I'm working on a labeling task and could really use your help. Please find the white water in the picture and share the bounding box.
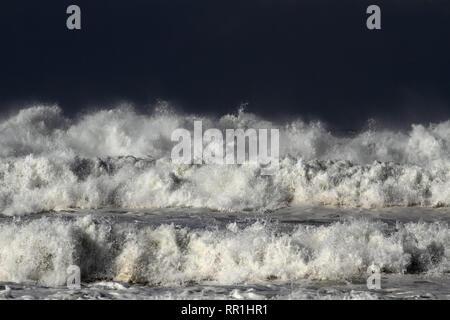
[0,211,449,287]
[1,104,450,300]
[0,104,450,215]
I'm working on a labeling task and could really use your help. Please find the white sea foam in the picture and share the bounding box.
[0,216,448,286]
[1,104,450,215]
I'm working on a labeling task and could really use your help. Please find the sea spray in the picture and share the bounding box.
[0,105,450,215]
[0,216,448,286]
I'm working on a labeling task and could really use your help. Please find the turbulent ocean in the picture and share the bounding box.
[1,104,450,300]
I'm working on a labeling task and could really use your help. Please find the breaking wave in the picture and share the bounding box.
[0,217,448,286]
[1,104,450,215]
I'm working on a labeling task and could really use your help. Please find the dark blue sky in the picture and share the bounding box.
[1,0,450,130]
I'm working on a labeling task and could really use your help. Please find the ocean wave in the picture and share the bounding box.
[0,217,448,286]
[0,105,450,215]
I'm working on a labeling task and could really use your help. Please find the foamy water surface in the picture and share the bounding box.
[1,105,450,299]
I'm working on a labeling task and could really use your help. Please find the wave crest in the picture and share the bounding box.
[0,217,448,286]
[1,105,450,215]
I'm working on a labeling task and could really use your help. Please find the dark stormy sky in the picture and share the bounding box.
[0,0,449,130]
